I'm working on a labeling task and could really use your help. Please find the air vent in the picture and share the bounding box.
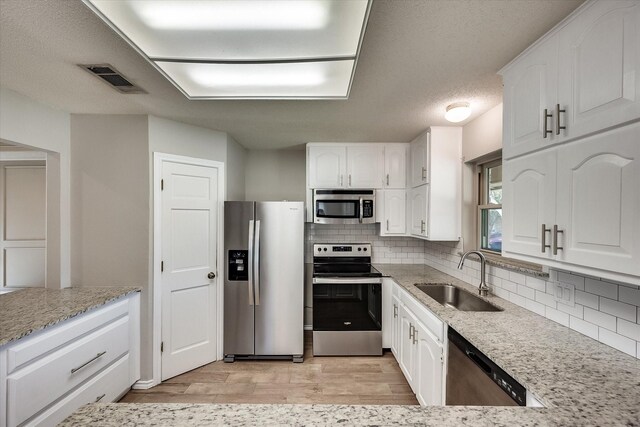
[78,63,146,94]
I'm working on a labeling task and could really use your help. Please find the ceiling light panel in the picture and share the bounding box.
[155,60,354,98]
[85,0,369,61]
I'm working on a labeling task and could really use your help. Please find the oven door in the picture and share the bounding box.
[312,279,382,332]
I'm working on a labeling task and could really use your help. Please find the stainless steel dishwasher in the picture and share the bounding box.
[446,327,526,406]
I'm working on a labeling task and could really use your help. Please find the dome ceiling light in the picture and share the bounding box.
[445,102,472,123]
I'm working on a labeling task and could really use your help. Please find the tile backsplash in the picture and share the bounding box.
[305,225,640,359]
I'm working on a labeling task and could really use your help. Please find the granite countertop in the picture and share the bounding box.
[0,286,141,346]
[61,265,639,426]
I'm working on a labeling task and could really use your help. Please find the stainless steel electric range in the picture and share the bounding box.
[312,243,383,356]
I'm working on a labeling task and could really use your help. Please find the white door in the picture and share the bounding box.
[410,186,427,237]
[410,133,429,187]
[383,190,406,235]
[502,35,559,159]
[555,122,640,277]
[161,160,220,380]
[557,0,640,142]
[415,320,444,406]
[502,151,557,260]
[307,146,346,188]
[0,163,46,288]
[346,145,384,188]
[384,144,407,188]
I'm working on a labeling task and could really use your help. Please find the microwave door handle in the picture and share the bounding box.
[359,197,363,224]
[247,220,255,306]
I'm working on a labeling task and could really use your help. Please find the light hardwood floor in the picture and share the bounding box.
[121,333,418,405]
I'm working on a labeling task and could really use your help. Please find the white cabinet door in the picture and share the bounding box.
[346,145,384,188]
[502,35,559,159]
[382,190,406,235]
[410,132,429,187]
[410,186,427,237]
[384,144,407,188]
[558,1,640,142]
[382,279,393,349]
[308,146,346,188]
[398,304,417,391]
[390,292,401,359]
[555,122,640,277]
[503,150,557,260]
[415,320,444,407]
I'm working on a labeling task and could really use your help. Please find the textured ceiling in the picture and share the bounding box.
[0,0,583,149]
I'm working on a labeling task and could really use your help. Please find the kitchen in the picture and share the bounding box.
[0,0,639,425]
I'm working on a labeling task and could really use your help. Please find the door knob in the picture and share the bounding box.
[208,272,216,279]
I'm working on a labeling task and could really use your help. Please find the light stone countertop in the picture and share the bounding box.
[0,286,141,346]
[60,265,639,426]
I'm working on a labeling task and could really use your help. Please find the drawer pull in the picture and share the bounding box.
[95,393,106,402]
[71,351,106,374]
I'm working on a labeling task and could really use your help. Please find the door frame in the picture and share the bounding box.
[148,152,225,388]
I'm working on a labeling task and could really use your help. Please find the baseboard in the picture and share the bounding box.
[132,379,159,390]
[304,325,313,331]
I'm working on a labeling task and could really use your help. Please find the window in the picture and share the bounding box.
[478,159,502,253]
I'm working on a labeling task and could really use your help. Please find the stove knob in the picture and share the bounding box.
[358,247,362,251]
[363,247,368,251]
[323,248,327,251]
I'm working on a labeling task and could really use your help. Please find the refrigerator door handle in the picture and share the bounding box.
[254,220,261,306]
[247,220,255,306]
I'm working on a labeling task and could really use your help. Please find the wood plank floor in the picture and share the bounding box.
[120,333,418,405]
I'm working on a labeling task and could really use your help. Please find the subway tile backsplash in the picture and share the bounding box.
[305,226,640,359]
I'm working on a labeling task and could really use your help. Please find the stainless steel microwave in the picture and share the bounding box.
[313,190,375,224]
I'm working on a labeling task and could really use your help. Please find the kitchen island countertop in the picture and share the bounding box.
[60,265,639,426]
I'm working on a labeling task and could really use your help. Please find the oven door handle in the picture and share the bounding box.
[313,277,382,284]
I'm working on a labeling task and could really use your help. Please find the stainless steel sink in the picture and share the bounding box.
[415,283,503,312]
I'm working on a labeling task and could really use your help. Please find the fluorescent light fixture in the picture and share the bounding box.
[155,61,353,98]
[130,1,328,31]
[83,0,371,99]
[445,102,472,123]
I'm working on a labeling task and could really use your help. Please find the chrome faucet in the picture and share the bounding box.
[458,251,490,296]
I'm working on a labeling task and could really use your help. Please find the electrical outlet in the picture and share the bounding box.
[554,282,575,307]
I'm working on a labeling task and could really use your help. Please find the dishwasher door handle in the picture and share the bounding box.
[466,349,492,374]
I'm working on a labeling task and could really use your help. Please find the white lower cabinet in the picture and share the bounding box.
[0,293,140,427]
[388,281,445,406]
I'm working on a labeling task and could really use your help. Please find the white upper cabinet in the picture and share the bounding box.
[381,189,406,235]
[555,123,640,279]
[501,0,640,160]
[384,144,408,188]
[346,145,384,188]
[502,35,559,159]
[307,146,346,188]
[557,0,640,142]
[410,132,429,187]
[503,150,557,260]
[409,185,427,238]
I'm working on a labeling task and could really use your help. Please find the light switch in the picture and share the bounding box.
[553,282,575,307]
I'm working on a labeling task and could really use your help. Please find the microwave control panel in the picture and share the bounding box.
[363,200,374,218]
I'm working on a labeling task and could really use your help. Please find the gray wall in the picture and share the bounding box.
[244,149,306,201]
[226,135,247,201]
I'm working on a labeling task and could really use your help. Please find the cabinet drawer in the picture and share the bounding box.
[401,290,444,343]
[27,354,131,427]
[6,298,129,374]
[7,316,130,426]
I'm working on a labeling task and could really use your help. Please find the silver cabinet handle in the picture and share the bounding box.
[340,175,343,186]
[349,174,352,187]
[413,329,418,345]
[393,304,398,318]
[421,167,427,181]
[386,219,389,231]
[409,324,414,340]
[95,394,106,403]
[555,104,566,135]
[420,220,425,234]
[543,109,553,138]
[386,174,390,186]
[71,351,106,374]
[553,225,564,255]
[254,220,261,306]
[541,224,551,253]
[208,272,216,279]
[248,220,255,306]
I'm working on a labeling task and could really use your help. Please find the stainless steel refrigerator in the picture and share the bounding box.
[224,201,304,362]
